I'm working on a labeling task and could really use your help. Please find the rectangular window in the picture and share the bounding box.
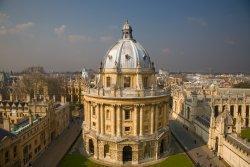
[125,127,130,132]
[106,110,110,119]
[214,105,219,117]
[159,107,162,116]
[124,76,131,88]
[106,77,111,87]
[5,151,9,163]
[92,108,96,116]
[238,105,242,115]
[92,122,96,127]
[143,77,148,88]
[106,125,111,132]
[230,105,234,117]
[125,110,131,120]
[13,146,17,158]
[246,105,249,118]
[144,125,149,133]
[158,122,162,128]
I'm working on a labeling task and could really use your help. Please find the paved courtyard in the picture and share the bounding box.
[33,119,82,167]
[170,120,229,167]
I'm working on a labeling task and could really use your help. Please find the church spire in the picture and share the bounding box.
[122,20,133,39]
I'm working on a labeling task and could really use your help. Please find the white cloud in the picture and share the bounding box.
[0,12,9,24]
[54,25,66,37]
[0,22,34,35]
[225,39,237,45]
[108,25,118,30]
[99,36,114,43]
[187,17,207,27]
[68,35,94,43]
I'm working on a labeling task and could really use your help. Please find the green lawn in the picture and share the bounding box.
[241,128,250,142]
[151,154,193,167]
[59,154,104,167]
[60,153,193,167]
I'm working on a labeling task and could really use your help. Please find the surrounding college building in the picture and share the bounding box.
[172,86,250,167]
[0,95,70,167]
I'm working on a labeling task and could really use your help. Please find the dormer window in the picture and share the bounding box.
[143,77,148,88]
[106,77,111,87]
[124,76,131,88]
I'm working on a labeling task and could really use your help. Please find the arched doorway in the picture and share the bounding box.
[160,139,166,154]
[123,146,132,162]
[89,139,94,155]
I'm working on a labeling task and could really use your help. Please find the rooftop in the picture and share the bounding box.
[0,128,15,141]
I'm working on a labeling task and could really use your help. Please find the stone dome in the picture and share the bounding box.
[102,20,153,69]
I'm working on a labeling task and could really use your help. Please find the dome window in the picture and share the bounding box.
[125,54,131,60]
[108,55,112,59]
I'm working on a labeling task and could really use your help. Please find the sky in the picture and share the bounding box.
[0,0,249,73]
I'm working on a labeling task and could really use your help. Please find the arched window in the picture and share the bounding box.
[160,139,166,155]
[89,139,94,155]
[214,105,219,117]
[104,144,110,158]
[144,142,151,159]
[123,146,132,162]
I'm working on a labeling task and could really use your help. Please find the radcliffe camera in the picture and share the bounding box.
[0,1,249,167]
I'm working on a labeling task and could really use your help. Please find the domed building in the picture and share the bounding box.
[82,20,170,165]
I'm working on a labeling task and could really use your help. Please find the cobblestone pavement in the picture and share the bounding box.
[170,120,229,167]
[33,119,82,167]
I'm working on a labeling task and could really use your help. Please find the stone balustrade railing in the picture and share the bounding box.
[83,87,169,98]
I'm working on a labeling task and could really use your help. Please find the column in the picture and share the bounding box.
[242,104,246,128]
[97,104,100,133]
[85,101,89,129]
[89,103,92,129]
[70,94,73,102]
[150,104,155,134]
[139,105,144,136]
[155,142,159,159]
[163,102,167,127]
[155,104,159,133]
[112,105,116,136]
[134,105,139,135]
[100,103,104,135]
[117,105,121,137]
